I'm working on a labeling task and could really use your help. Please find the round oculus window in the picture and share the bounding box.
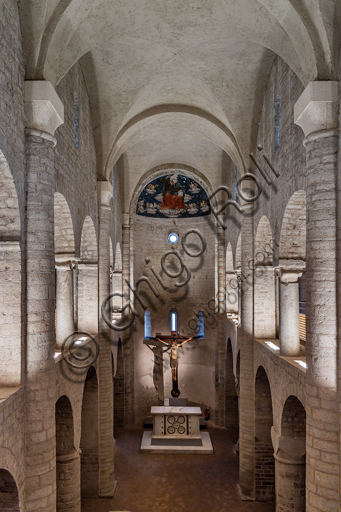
[168,233,179,244]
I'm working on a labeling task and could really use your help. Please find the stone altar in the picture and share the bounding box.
[140,403,213,454]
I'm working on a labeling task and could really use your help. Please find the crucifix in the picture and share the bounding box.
[145,331,203,397]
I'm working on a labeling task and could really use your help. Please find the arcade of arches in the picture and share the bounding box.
[0,0,340,510]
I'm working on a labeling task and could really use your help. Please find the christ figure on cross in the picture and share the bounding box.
[156,334,193,382]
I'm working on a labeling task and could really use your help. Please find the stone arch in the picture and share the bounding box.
[255,366,275,502]
[255,215,273,265]
[54,192,75,256]
[254,216,276,338]
[0,150,21,385]
[0,469,19,512]
[281,395,306,437]
[275,396,306,511]
[78,216,98,334]
[225,338,238,428]
[279,190,306,261]
[80,366,99,497]
[54,193,76,348]
[129,163,214,219]
[279,191,306,348]
[55,395,80,512]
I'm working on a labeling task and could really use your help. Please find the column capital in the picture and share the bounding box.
[55,253,76,266]
[122,213,130,227]
[24,81,64,143]
[271,427,305,463]
[294,81,338,138]
[278,269,302,284]
[97,180,113,207]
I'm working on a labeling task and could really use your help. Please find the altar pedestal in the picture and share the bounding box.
[140,405,213,454]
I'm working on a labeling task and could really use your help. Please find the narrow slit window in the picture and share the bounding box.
[144,310,152,339]
[171,311,177,332]
[74,91,79,149]
[274,94,280,150]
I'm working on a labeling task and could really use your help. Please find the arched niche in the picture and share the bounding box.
[255,366,275,502]
[55,395,80,512]
[276,396,306,511]
[0,150,21,386]
[225,338,238,428]
[0,469,19,512]
[81,367,99,497]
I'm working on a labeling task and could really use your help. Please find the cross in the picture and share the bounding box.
[145,331,203,397]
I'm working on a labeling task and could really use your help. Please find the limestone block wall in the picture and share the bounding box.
[55,62,98,259]
[132,213,216,420]
[0,0,25,222]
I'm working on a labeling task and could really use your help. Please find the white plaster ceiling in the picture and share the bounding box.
[19,0,340,190]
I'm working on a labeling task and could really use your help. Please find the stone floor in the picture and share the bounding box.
[82,421,275,512]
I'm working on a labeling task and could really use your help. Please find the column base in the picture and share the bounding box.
[99,479,117,498]
[237,484,255,501]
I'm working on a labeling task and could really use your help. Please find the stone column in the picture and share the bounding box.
[122,217,134,425]
[294,81,339,512]
[97,181,116,496]
[56,450,81,512]
[238,179,255,500]
[55,260,75,349]
[279,269,302,356]
[271,428,306,512]
[24,80,64,512]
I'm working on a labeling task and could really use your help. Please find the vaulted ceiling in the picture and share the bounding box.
[19,0,340,186]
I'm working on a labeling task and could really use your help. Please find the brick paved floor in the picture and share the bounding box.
[82,421,275,512]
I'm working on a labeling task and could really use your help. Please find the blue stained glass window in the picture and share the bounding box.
[144,310,152,338]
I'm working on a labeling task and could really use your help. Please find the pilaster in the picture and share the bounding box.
[24,80,64,512]
[295,80,339,512]
[238,178,255,500]
[97,180,116,497]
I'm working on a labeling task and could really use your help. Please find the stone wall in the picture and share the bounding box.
[132,212,217,420]
[55,62,98,258]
